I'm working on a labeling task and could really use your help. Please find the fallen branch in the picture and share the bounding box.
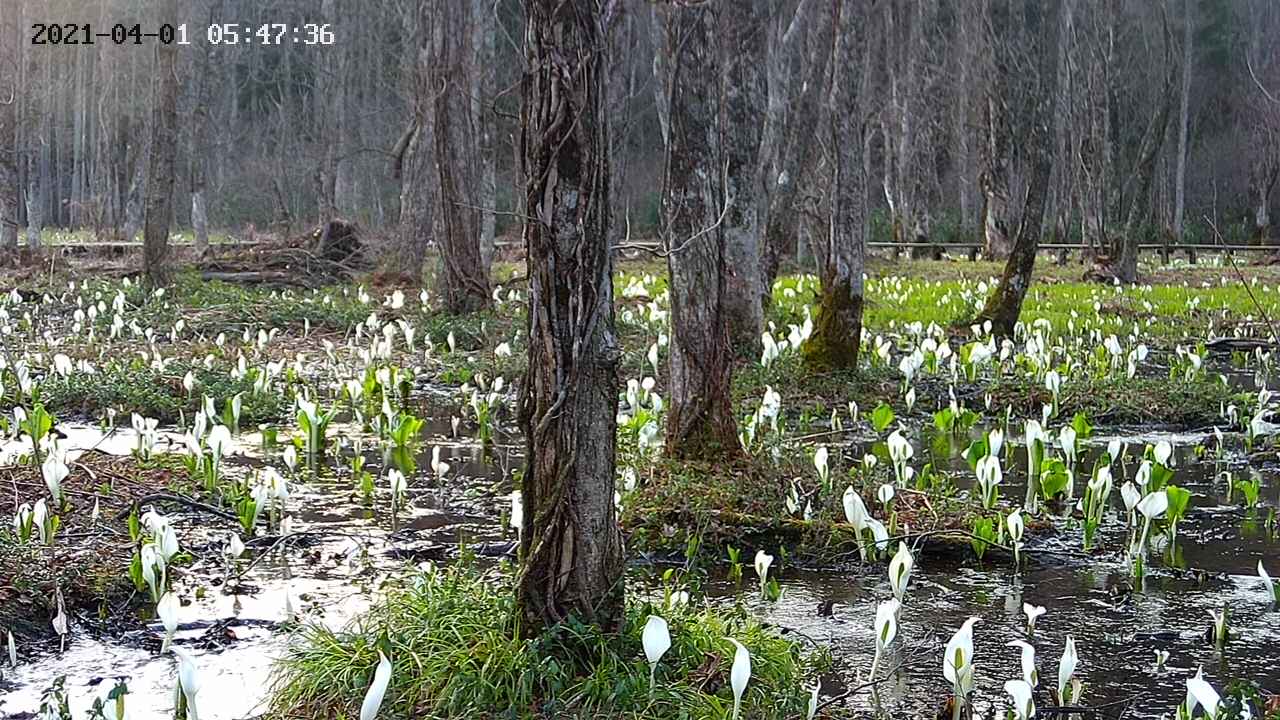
[116,493,240,523]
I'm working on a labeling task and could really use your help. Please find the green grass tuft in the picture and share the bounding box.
[268,565,825,720]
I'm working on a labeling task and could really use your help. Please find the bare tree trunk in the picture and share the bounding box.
[661,1,739,460]
[976,0,1062,336]
[1172,0,1193,241]
[719,0,766,356]
[0,2,17,249]
[1116,40,1175,283]
[472,0,497,267]
[25,156,41,249]
[761,0,827,306]
[980,0,1012,261]
[190,18,214,255]
[0,141,14,251]
[396,2,434,281]
[804,0,864,370]
[517,0,624,640]
[431,0,492,313]
[143,0,180,286]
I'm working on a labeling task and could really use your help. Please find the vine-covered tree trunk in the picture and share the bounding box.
[976,0,1062,336]
[803,0,863,370]
[661,1,739,459]
[143,0,179,287]
[516,0,625,640]
[719,0,766,357]
[432,0,491,312]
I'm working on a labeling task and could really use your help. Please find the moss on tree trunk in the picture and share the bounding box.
[803,279,862,370]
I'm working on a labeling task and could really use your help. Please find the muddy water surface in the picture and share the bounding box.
[2,411,1277,719]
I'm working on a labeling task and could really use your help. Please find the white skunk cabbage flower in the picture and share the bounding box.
[642,615,671,689]
[359,650,392,720]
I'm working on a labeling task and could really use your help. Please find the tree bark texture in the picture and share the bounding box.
[0,2,17,249]
[660,1,740,460]
[719,0,767,357]
[979,0,1013,261]
[143,0,179,286]
[1172,0,1193,241]
[760,0,828,306]
[397,3,435,280]
[517,0,625,640]
[1115,17,1175,283]
[803,0,864,370]
[432,0,492,312]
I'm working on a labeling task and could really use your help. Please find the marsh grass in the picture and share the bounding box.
[37,360,283,424]
[269,565,824,720]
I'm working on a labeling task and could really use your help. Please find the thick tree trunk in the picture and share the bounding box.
[803,0,864,370]
[517,0,624,640]
[397,4,434,280]
[143,1,180,287]
[976,0,1061,336]
[661,2,740,460]
[432,0,491,312]
[719,0,767,357]
[397,117,433,278]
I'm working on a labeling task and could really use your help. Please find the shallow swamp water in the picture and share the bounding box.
[2,408,1277,719]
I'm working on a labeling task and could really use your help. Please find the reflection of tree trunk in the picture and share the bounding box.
[431,0,491,313]
[976,0,1061,336]
[517,0,624,641]
[661,2,739,460]
[143,0,180,287]
[720,0,766,357]
[804,0,864,370]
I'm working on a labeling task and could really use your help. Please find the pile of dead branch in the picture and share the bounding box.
[198,219,370,288]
